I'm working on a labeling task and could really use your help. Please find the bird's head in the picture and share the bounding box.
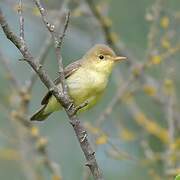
[83,44,127,74]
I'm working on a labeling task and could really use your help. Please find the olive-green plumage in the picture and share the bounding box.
[30,44,126,121]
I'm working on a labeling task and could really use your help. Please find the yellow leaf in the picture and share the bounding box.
[32,7,40,16]
[134,112,169,143]
[160,16,169,29]
[161,37,171,49]
[122,91,134,104]
[0,148,19,160]
[72,8,82,17]
[120,128,135,141]
[103,17,112,27]
[163,79,174,95]
[31,126,39,137]
[143,85,157,96]
[52,175,62,180]
[83,122,100,135]
[150,55,162,65]
[170,138,180,151]
[110,32,119,43]
[95,134,108,145]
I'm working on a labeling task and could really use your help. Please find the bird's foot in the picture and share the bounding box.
[74,100,89,114]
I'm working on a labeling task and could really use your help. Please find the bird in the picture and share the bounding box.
[30,44,127,121]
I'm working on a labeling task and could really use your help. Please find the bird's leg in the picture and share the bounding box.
[74,100,89,114]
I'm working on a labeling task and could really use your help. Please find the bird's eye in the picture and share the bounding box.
[99,55,104,60]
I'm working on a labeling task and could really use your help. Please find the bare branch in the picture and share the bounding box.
[55,11,70,95]
[146,0,163,56]
[33,0,68,94]
[58,11,70,49]
[18,0,24,41]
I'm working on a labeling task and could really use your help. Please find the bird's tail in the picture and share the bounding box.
[30,105,51,121]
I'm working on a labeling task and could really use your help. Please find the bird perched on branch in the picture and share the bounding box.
[30,44,127,121]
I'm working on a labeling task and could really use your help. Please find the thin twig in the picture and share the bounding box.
[58,11,70,49]
[146,0,163,57]
[55,11,70,95]
[18,0,24,41]
[164,78,176,171]
[166,93,175,142]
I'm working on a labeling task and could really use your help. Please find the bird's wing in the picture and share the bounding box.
[54,59,82,84]
[41,59,82,105]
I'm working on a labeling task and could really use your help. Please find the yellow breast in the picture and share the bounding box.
[67,66,108,109]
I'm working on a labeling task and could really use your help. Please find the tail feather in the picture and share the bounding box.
[30,105,51,121]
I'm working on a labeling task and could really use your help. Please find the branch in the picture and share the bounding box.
[33,0,68,94]
[18,0,24,41]
[26,7,67,92]
[0,7,103,180]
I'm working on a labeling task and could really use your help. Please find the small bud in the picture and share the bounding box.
[161,37,171,49]
[36,137,48,150]
[164,79,174,95]
[150,55,162,65]
[104,17,112,27]
[31,126,39,137]
[145,13,154,21]
[95,134,108,145]
[160,16,170,29]
[143,85,156,96]
[10,110,19,119]
[52,175,62,180]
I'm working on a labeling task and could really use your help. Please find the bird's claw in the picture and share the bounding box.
[74,100,89,114]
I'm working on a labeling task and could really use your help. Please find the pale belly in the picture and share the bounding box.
[45,68,108,113]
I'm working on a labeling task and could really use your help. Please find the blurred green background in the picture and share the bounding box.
[0,0,179,179]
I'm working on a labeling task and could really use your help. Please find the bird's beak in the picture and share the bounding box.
[113,56,127,62]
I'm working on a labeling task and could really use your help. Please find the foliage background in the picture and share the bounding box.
[0,0,179,179]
